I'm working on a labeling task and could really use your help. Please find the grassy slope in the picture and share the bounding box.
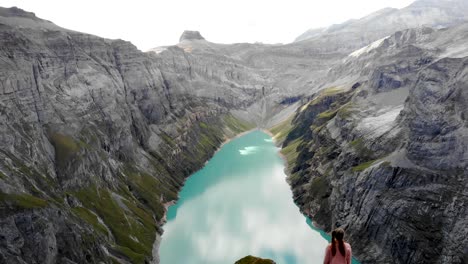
[69,113,255,263]
[235,255,276,264]
[0,113,255,264]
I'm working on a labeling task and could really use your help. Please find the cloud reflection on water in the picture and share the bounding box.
[238,146,259,155]
[160,131,329,264]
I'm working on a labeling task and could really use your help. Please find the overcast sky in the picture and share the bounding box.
[3,0,416,51]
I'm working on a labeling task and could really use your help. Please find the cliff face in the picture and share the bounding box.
[1,4,468,264]
[277,25,468,264]
[295,0,468,44]
[0,8,259,264]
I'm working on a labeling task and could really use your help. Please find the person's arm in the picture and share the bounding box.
[323,245,331,264]
[346,244,352,264]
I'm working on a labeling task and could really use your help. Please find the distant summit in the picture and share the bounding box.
[179,30,205,42]
[0,6,38,19]
[294,0,468,42]
[0,6,62,30]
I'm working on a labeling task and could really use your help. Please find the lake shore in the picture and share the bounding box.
[154,128,256,263]
[158,130,331,264]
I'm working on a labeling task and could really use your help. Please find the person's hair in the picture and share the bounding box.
[331,228,346,257]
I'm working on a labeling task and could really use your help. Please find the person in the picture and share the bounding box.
[323,228,352,264]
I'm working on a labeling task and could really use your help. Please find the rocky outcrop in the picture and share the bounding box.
[1,3,468,264]
[277,25,468,264]
[0,7,258,264]
[295,0,468,43]
[234,255,276,264]
[179,30,205,42]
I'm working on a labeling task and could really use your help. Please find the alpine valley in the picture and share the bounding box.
[0,0,467,263]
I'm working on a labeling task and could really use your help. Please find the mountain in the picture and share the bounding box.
[295,0,468,45]
[276,23,468,264]
[0,7,261,264]
[0,3,467,264]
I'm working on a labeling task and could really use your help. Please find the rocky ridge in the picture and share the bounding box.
[0,3,467,264]
[274,24,468,264]
[295,0,468,49]
[0,7,259,264]
[179,30,205,42]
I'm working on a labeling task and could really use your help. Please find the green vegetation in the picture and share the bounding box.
[74,187,156,264]
[269,116,293,143]
[0,192,48,209]
[123,165,177,220]
[312,124,326,133]
[78,127,99,145]
[308,176,329,198]
[72,207,109,235]
[123,200,155,228]
[280,138,303,170]
[160,133,176,147]
[0,170,6,179]
[337,102,356,119]
[310,87,345,106]
[109,257,122,264]
[350,138,362,147]
[199,122,209,129]
[381,161,392,167]
[321,86,345,96]
[223,114,255,134]
[350,138,374,158]
[352,159,379,172]
[113,245,146,264]
[349,138,382,172]
[317,109,338,121]
[49,133,80,168]
[198,133,218,150]
[235,255,276,264]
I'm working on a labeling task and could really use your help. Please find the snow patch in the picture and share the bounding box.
[349,36,388,58]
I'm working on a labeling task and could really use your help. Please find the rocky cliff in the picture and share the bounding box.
[276,24,468,264]
[0,7,260,264]
[0,3,467,264]
[295,0,468,43]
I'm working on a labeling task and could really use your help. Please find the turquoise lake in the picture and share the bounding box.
[159,130,359,264]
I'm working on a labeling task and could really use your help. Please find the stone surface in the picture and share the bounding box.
[279,24,468,264]
[0,7,260,264]
[0,3,467,264]
[179,30,205,42]
[295,0,468,43]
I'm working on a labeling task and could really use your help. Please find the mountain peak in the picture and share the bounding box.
[179,30,205,42]
[0,6,63,31]
[0,6,39,19]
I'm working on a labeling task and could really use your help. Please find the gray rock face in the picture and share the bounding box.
[179,30,205,42]
[295,0,468,48]
[0,7,262,264]
[281,25,468,264]
[1,4,468,264]
[0,208,108,264]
